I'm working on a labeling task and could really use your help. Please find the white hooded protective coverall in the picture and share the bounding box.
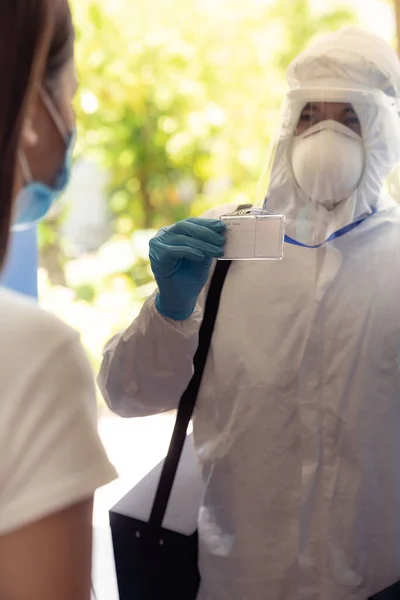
[99,28,400,600]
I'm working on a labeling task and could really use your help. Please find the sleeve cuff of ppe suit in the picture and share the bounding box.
[155,293,201,322]
[120,292,203,347]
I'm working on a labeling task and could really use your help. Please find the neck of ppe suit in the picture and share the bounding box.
[284,206,377,248]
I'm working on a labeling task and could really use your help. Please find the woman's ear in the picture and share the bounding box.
[21,87,41,150]
[21,116,39,149]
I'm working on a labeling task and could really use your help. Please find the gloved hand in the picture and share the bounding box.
[149,217,226,320]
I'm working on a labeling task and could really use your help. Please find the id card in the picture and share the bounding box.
[219,212,285,260]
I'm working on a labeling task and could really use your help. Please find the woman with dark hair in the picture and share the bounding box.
[0,2,116,599]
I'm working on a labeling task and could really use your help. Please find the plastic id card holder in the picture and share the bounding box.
[219,210,285,261]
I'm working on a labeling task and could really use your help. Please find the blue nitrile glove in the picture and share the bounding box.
[149,218,226,320]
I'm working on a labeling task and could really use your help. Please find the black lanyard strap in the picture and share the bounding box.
[149,259,232,528]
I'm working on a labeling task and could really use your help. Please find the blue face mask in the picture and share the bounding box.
[13,89,76,231]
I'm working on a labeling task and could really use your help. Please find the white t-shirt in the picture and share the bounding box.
[0,288,117,535]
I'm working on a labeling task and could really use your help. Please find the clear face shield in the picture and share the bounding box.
[253,85,400,247]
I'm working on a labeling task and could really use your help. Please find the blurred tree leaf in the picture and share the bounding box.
[269,0,356,70]
[66,0,356,238]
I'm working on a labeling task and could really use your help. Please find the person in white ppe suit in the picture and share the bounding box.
[99,27,400,600]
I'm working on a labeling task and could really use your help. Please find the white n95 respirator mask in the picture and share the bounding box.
[290,120,365,209]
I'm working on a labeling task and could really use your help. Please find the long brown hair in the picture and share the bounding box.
[0,0,74,267]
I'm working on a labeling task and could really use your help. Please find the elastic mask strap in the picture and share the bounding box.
[299,119,361,141]
[284,207,377,249]
[39,87,69,141]
[18,151,32,184]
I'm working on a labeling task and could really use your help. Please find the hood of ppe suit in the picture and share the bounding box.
[264,27,400,246]
[288,27,400,96]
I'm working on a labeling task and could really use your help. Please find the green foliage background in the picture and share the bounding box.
[71,0,355,230]
[39,0,364,396]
